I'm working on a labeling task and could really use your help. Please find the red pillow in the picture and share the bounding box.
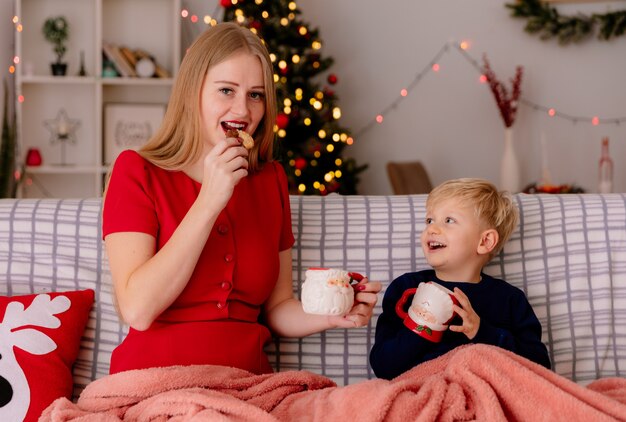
[0,290,94,422]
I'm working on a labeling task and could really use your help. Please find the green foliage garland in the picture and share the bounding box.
[507,0,626,45]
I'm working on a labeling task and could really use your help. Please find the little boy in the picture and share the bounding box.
[370,178,550,379]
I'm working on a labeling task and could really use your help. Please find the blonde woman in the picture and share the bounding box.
[103,22,381,374]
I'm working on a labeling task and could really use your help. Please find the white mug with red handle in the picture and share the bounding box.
[395,281,459,342]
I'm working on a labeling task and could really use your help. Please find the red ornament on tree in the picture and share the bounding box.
[249,20,261,31]
[327,74,338,85]
[220,0,233,8]
[276,113,289,129]
[279,66,289,76]
[295,157,307,170]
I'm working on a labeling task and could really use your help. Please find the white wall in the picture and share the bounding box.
[294,0,626,195]
[3,0,625,195]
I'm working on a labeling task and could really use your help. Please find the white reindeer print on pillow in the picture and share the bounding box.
[0,290,94,422]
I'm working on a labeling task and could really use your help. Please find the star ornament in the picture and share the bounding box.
[44,109,81,145]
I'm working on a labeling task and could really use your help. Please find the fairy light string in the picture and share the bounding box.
[353,41,624,138]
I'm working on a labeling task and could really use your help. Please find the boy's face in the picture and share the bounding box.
[421,197,487,280]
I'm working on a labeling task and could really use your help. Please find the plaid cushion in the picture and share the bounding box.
[1,194,625,394]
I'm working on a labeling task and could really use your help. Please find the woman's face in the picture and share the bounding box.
[199,52,266,149]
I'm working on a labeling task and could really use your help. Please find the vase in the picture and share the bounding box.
[598,137,613,193]
[500,127,520,193]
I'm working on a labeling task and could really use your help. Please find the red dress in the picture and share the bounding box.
[102,150,294,374]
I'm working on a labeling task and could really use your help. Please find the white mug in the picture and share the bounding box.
[395,282,459,342]
[301,268,363,316]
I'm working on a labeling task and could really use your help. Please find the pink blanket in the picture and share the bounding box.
[41,344,626,421]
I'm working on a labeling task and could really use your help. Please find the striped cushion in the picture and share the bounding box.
[1,194,625,397]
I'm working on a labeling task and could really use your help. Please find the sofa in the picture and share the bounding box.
[1,194,625,417]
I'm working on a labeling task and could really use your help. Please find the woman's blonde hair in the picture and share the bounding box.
[426,178,519,255]
[138,22,277,172]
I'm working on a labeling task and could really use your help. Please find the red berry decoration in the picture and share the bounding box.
[327,74,338,85]
[220,0,233,7]
[276,113,289,129]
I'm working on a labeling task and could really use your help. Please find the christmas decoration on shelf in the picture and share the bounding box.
[220,0,366,195]
[43,109,81,166]
[506,0,626,44]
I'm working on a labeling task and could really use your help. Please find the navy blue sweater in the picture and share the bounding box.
[370,270,551,379]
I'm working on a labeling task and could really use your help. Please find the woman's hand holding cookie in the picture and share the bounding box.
[200,137,249,212]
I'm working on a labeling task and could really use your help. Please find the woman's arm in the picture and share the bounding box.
[105,200,218,330]
[106,139,249,330]
[264,249,381,337]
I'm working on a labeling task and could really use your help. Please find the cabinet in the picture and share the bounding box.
[15,0,181,198]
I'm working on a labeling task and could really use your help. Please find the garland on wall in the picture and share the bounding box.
[352,41,626,139]
[506,0,626,44]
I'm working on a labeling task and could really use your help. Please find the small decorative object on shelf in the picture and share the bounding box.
[102,59,119,78]
[482,55,524,193]
[25,148,42,166]
[43,109,80,166]
[522,183,585,194]
[43,16,69,76]
[135,58,156,78]
[598,137,613,193]
[78,50,87,76]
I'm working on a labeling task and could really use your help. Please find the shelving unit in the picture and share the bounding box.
[15,0,181,198]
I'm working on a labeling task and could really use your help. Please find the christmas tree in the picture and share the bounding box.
[221,0,366,195]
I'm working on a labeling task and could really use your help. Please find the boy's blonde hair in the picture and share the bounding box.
[426,178,519,256]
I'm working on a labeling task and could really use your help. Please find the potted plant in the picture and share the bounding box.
[43,16,69,76]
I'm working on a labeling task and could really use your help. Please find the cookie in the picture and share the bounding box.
[225,129,255,150]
